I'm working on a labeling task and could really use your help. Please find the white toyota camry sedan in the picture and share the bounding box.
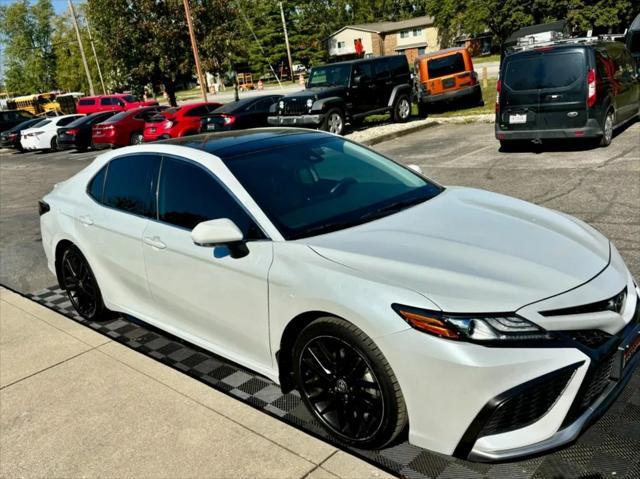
[20,114,84,151]
[39,129,640,461]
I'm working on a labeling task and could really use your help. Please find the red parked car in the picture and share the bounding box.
[76,94,158,115]
[92,106,166,148]
[142,101,221,142]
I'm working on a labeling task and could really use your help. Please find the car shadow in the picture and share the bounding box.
[498,116,638,154]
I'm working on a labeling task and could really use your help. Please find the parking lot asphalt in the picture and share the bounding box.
[0,120,638,294]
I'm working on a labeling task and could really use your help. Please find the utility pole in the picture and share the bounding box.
[182,0,207,102]
[86,24,106,94]
[279,2,294,83]
[68,0,94,96]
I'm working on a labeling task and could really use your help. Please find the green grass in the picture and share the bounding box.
[472,54,500,64]
[428,78,496,118]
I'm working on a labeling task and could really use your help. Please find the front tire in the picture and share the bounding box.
[599,110,614,147]
[60,245,111,321]
[50,136,58,151]
[391,94,411,123]
[321,109,345,135]
[292,317,407,449]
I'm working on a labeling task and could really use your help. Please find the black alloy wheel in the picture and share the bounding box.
[61,245,109,321]
[293,318,407,448]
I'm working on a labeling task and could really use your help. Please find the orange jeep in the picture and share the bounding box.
[414,47,483,115]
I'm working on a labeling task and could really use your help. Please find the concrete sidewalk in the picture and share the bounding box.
[0,287,392,479]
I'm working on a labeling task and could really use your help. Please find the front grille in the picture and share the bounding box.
[563,353,616,425]
[569,329,613,349]
[282,100,308,116]
[479,366,575,437]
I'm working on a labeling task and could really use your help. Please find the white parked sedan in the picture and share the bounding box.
[20,114,84,151]
[39,129,639,461]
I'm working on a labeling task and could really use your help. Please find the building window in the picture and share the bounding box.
[418,47,426,55]
[412,28,422,37]
[400,30,410,39]
[337,41,346,49]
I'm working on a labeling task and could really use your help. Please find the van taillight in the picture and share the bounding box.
[495,79,501,113]
[587,69,596,107]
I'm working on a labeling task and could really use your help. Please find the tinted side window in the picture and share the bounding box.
[373,59,390,79]
[352,62,374,81]
[388,56,409,76]
[103,155,160,217]
[57,116,80,126]
[158,157,262,238]
[79,99,95,105]
[88,166,107,202]
[100,97,112,105]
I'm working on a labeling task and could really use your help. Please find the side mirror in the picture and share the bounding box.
[408,164,423,174]
[191,218,248,258]
[352,75,362,85]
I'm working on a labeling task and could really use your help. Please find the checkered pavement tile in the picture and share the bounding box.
[24,286,640,479]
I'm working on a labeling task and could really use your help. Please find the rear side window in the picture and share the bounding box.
[103,155,160,217]
[57,116,80,126]
[373,59,390,79]
[388,56,409,76]
[78,99,95,105]
[157,157,261,237]
[100,97,113,105]
[88,166,107,202]
[504,51,584,90]
[427,53,466,79]
[185,105,207,117]
[104,111,130,123]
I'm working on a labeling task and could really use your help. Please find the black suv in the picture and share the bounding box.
[496,39,640,148]
[268,56,412,135]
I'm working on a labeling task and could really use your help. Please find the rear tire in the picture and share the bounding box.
[599,110,614,147]
[292,317,407,449]
[417,103,429,118]
[130,132,144,145]
[392,94,411,123]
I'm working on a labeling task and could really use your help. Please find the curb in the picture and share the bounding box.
[359,121,439,146]
[357,114,494,146]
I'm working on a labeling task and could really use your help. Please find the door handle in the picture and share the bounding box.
[78,215,93,226]
[143,236,166,250]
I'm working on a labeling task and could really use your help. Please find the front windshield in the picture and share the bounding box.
[308,64,351,87]
[223,137,443,239]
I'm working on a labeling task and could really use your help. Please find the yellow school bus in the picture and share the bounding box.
[13,93,59,115]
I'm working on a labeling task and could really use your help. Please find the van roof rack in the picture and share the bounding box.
[507,34,608,53]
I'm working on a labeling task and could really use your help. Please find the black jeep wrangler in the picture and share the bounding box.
[268,55,413,135]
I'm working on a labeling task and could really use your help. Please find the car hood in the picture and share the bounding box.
[283,86,347,102]
[304,187,610,313]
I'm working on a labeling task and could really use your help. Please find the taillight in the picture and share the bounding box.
[587,68,596,107]
[67,129,78,136]
[222,114,236,126]
[495,79,501,113]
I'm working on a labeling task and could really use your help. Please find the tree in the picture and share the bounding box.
[0,0,56,95]
[86,0,194,105]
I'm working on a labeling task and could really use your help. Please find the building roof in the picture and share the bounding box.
[330,16,435,37]
[394,41,428,51]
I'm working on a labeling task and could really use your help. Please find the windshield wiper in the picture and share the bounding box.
[359,197,428,222]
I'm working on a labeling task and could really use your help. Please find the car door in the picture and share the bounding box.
[350,62,377,114]
[613,47,639,121]
[74,154,160,315]
[142,155,274,370]
[373,58,393,108]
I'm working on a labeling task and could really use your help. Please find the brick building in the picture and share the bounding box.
[326,16,440,64]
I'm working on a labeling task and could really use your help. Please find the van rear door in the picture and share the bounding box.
[501,48,588,133]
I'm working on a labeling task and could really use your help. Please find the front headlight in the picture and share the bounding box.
[278,100,284,110]
[392,304,550,342]
[306,98,314,109]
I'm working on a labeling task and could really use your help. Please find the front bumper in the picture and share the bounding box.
[376,260,639,461]
[496,118,603,140]
[267,114,324,127]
